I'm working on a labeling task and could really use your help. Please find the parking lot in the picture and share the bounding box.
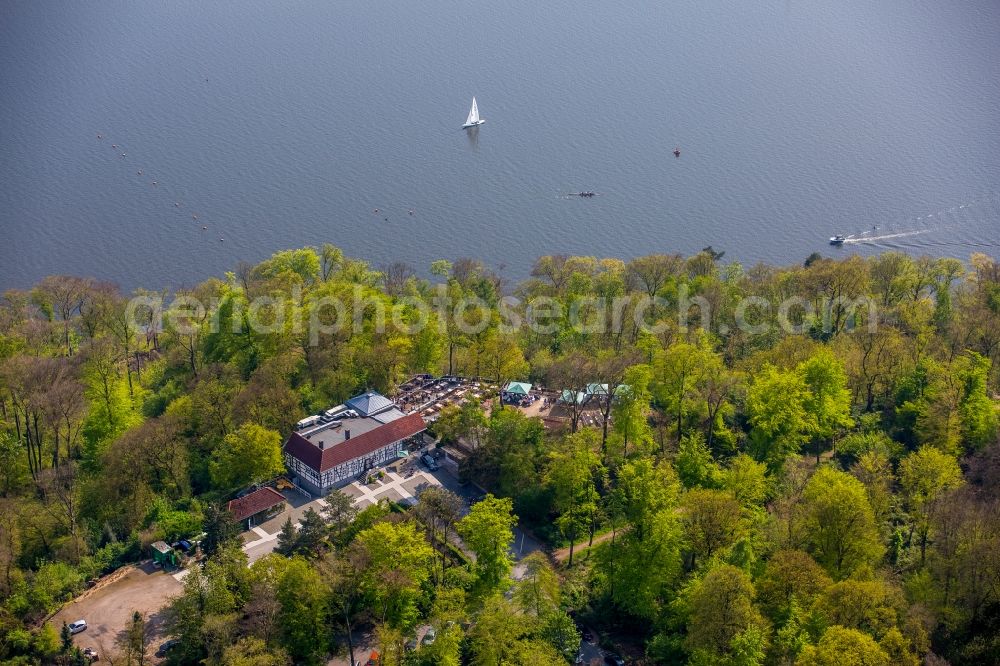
[50,562,182,661]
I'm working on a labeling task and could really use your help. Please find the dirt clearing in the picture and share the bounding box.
[50,562,183,659]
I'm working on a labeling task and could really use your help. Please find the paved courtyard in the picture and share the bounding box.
[240,462,451,562]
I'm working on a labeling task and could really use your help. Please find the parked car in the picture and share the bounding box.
[604,654,625,666]
[404,636,418,651]
[82,647,99,662]
[68,620,87,634]
[421,626,437,645]
[156,639,180,657]
[421,453,438,471]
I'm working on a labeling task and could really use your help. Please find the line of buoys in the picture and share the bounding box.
[96,132,219,237]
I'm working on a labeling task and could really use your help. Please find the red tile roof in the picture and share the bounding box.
[227,487,286,522]
[283,412,426,473]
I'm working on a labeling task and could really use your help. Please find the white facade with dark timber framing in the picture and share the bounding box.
[283,392,426,496]
[284,437,404,491]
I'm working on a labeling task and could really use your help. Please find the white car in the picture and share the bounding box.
[68,619,88,634]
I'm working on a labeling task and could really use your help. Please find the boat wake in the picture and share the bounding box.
[844,230,931,243]
[833,192,999,248]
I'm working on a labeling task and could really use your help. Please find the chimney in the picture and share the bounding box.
[317,440,324,450]
[344,430,351,440]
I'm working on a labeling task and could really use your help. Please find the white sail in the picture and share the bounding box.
[466,97,480,126]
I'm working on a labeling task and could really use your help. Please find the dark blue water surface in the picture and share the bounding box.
[2,0,998,290]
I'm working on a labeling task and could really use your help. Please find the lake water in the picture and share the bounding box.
[2,0,998,291]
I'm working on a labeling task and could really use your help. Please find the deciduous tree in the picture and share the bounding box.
[685,564,764,657]
[681,488,744,570]
[799,348,854,461]
[276,557,328,664]
[747,365,813,471]
[796,626,889,666]
[457,494,517,593]
[356,520,434,628]
[756,549,831,621]
[898,446,962,565]
[799,467,883,578]
[209,423,284,492]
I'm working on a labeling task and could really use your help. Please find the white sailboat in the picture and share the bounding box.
[462,97,486,129]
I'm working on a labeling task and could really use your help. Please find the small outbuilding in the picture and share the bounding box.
[151,541,179,568]
[227,487,287,529]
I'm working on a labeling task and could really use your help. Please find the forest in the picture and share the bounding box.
[1,245,999,665]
